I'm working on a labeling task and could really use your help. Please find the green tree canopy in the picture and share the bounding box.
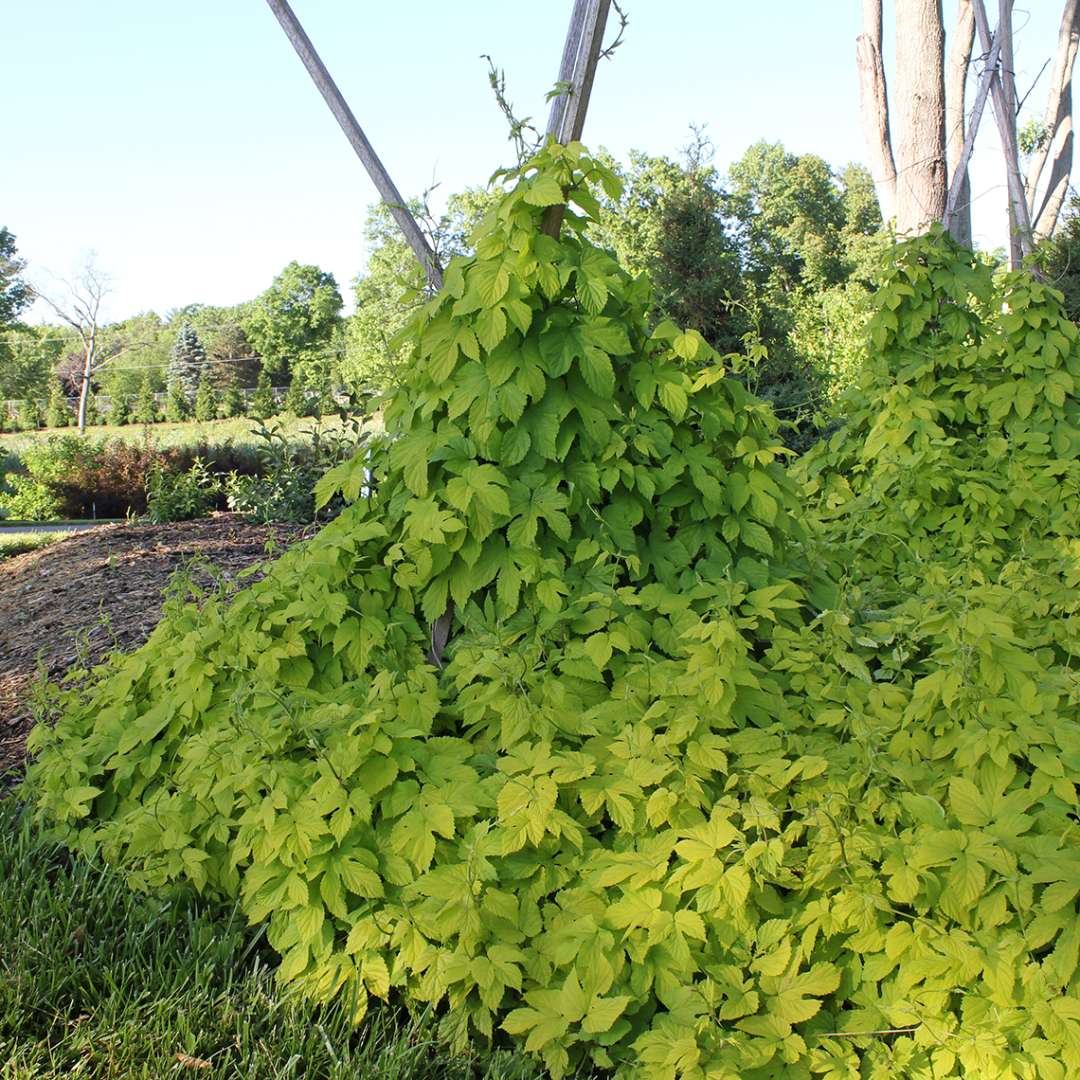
[244,262,342,387]
[0,228,33,326]
[592,146,747,356]
[0,326,67,402]
[343,190,499,391]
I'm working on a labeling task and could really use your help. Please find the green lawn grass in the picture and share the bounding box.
[0,795,547,1080]
[0,530,63,560]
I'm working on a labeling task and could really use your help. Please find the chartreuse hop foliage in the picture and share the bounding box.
[24,145,1080,1080]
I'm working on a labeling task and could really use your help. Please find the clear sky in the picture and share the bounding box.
[4,2,1064,324]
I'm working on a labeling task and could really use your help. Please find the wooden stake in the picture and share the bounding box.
[556,0,612,144]
[944,26,1001,240]
[972,0,1034,266]
[541,0,611,237]
[264,0,443,289]
[546,0,591,139]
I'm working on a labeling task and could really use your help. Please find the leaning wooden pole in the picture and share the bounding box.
[546,0,591,140]
[944,25,1001,241]
[972,0,1034,266]
[264,0,443,289]
[541,0,612,238]
[554,0,612,144]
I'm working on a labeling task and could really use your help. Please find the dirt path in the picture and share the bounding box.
[0,514,315,779]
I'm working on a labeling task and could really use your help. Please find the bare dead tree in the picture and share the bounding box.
[34,259,152,433]
[34,260,109,433]
[860,0,1080,256]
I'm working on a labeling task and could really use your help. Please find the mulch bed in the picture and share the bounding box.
[0,514,315,780]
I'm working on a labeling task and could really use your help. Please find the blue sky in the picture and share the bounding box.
[4,2,1064,323]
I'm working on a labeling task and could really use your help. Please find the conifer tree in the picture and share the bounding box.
[83,394,102,428]
[44,381,71,428]
[168,322,205,397]
[193,369,218,421]
[165,380,189,423]
[110,393,130,426]
[282,378,308,417]
[249,368,275,420]
[219,383,243,418]
[17,396,41,430]
[133,373,159,425]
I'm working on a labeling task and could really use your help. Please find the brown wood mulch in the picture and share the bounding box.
[0,513,316,781]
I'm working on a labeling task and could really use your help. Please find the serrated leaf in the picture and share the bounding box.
[523,175,565,206]
[469,259,510,307]
[501,427,531,467]
[581,995,631,1034]
[580,347,615,397]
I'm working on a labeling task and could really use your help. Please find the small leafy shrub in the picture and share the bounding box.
[0,473,62,520]
[225,418,366,523]
[0,435,177,519]
[145,458,220,523]
[174,439,262,479]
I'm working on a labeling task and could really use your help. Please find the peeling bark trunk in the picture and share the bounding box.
[856,0,898,224]
[946,0,975,246]
[895,0,948,233]
[1027,0,1080,237]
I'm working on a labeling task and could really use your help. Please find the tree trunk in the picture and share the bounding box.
[894,0,948,233]
[856,0,898,224]
[1027,0,1080,237]
[946,0,975,246]
[77,331,95,434]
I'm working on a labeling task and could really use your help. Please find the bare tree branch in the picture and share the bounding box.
[945,24,1001,243]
